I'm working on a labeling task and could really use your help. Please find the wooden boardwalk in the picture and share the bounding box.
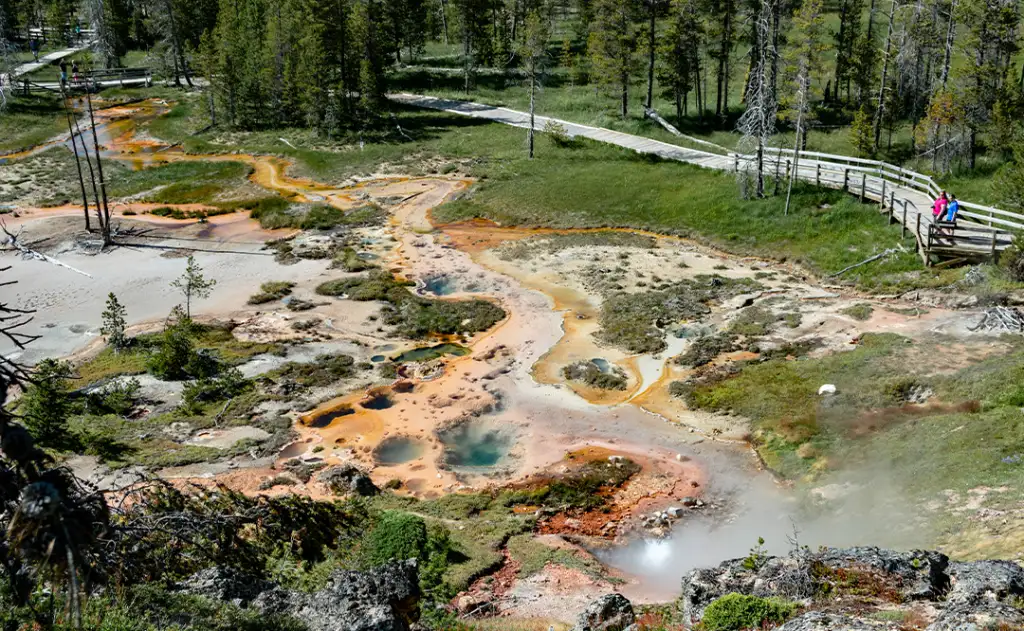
[391,93,1020,264]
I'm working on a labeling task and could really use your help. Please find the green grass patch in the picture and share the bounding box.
[562,360,627,390]
[74,323,283,387]
[317,270,505,338]
[840,303,875,321]
[106,160,252,204]
[0,94,68,153]
[265,353,359,387]
[506,534,605,579]
[598,276,760,353]
[247,281,295,305]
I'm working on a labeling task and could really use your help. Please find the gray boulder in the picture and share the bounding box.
[318,464,380,497]
[177,566,276,607]
[680,547,949,622]
[777,612,897,630]
[945,560,1024,605]
[571,593,636,631]
[926,601,1024,631]
[291,559,421,631]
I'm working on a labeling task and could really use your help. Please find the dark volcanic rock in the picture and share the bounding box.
[182,560,420,631]
[570,593,636,631]
[177,566,276,607]
[680,547,948,622]
[291,559,420,631]
[317,464,380,497]
[776,611,895,630]
[946,560,1024,605]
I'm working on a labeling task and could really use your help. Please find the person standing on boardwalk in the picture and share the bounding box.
[59,59,68,87]
[30,38,39,62]
[933,191,948,219]
[947,195,960,222]
[71,60,79,86]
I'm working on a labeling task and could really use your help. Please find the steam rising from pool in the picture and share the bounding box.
[599,474,926,593]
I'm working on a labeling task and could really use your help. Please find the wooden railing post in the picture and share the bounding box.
[734,155,739,172]
[916,213,921,246]
[843,169,849,191]
[992,231,998,261]
[815,163,821,186]
[786,160,791,180]
[901,201,907,238]
[880,180,886,210]
[861,174,867,202]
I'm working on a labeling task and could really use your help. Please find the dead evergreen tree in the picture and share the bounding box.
[872,0,899,151]
[783,0,825,215]
[85,90,113,245]
[59,88,92,232]
[736,0,778,198]
[519,10,549,158]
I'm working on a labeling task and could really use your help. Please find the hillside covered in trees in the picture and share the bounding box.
[4,0,1024,188]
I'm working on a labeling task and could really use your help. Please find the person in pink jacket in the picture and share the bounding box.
[933,192,948,219]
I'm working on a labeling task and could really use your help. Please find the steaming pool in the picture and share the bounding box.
[438,421,514,470]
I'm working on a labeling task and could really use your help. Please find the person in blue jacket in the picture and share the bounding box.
[946,195,960,222]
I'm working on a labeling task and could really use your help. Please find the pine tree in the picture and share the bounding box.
[658,0,701,120]
[171,255,216,319]
[850,104,874,157]
[707,0,737,118]
[956,0,1020,168]
[588,0,638,118]
[21,359,74,448]
[101,292,128,351]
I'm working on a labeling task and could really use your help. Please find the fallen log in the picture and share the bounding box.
[1,222,93,278]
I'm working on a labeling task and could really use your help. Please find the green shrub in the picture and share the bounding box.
[332,247,376,272]
[362,512,429,567]
[676,333,739,367]
[180,368,251,414]
[147,319,219,381]
[269,353,358,387]
[248,281,296,305]
[700,593,796,631]
[85,377,142,416]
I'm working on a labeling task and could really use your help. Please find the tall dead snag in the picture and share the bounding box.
[783,0,826,215]
[872,0,899,152]
[59,89,92,232]
[737,0,778,198]
[85,90,113,246]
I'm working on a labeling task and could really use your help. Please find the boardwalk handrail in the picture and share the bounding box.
[732,148,1024,234]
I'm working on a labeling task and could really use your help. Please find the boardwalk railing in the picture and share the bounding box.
[730,147,1023,262]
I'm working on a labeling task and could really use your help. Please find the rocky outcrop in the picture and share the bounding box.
[570,593,636,631]
[680,547,1024,631]
[317,464,380,497]
[178,560,420,631]
[291,559,421,631]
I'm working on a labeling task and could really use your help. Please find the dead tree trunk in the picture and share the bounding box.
[873,0,898,151]
[60,91,91,231]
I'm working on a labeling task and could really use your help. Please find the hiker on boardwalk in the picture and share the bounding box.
[29,38,39,62]
[71,60,79,86]
[947,194,960,222]
[59,59,68,87]
[932,191,948,219]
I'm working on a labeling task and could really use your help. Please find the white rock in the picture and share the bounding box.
[667,507,684,518]
[818,384,837,396]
